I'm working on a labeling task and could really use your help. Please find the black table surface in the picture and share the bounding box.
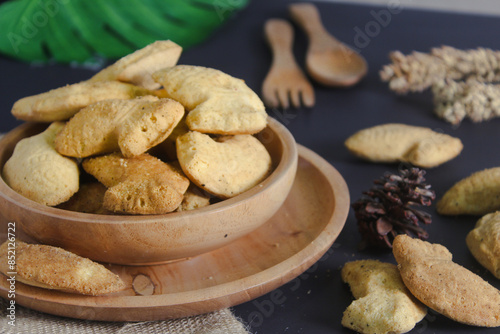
[1,1,500,333]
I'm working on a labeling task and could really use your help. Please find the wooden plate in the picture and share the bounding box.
[0,145,350,321]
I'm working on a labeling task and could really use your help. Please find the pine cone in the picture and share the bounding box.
[352,167,435,250]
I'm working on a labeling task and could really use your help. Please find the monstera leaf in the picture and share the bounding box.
[0,0,248,63]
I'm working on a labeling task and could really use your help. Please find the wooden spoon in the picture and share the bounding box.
[289,3,368,87]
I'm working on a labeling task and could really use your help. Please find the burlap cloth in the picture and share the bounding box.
[0,132,250,333]
[0,298,250,334]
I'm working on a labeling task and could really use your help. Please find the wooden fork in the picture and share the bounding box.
[262,19,315,109]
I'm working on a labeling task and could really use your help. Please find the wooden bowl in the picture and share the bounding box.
[0,117,297,265]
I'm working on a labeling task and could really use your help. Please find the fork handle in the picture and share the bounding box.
[264,19,297,68]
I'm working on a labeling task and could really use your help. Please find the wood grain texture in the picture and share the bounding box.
[0,145,350,322]
[0,118,297,265]
[261,19,315,109]
[289,3,368,87]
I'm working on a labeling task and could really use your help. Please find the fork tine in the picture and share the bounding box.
[290,88,301,109]
[301,85,315,108]
[277,88,290,109]
[261,78,279,108]
[262,89,277,108]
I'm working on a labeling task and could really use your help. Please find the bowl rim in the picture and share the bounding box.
[0,117,297,224]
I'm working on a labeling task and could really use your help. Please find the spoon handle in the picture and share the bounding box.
[289,3,338,49]
[264,19,297,68]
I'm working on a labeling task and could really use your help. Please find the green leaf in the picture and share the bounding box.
[0,0,249,64]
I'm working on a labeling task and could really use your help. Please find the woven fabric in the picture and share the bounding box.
[0,297,250,334]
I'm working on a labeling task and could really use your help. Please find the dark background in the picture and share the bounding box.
[1,0,500,333]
